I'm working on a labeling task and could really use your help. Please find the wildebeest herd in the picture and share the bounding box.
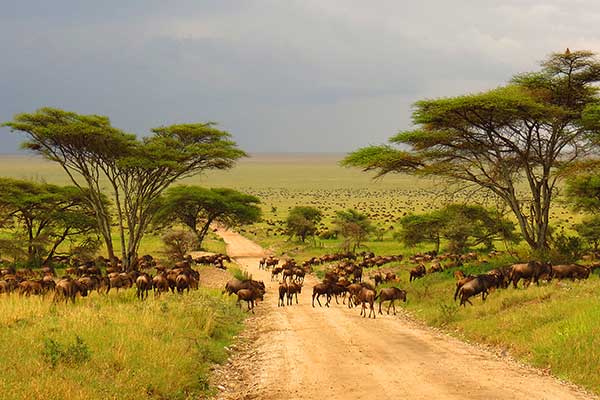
[222,250,600,318]
[0,253,232,303]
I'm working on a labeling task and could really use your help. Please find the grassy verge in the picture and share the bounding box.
[402,261,600,393]
[0,289,245,400]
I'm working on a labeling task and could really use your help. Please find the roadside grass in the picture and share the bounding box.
[0,289,245,400]
[360,255,600,394]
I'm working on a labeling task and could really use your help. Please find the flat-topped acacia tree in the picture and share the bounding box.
[4,108,246,268]
[343,50,600,254]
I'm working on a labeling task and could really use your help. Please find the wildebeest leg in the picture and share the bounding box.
[387,300,393,315]
[370,301,375,319]
[392,301,397,315]
[361,302,366,317]
[334,294,340,305]
[378,299,383,315]
[325,293,331,307]
[312,293,316,307]
[316,294,323,307]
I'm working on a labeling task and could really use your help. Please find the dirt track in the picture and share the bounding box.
[215,229,595,400]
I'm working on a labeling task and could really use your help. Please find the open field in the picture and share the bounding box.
[0,287,245,400]
[1,153,599,397]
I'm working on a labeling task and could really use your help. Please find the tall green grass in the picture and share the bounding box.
[0,289,245,400]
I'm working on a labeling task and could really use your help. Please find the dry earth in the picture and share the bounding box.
[211,229,596,400]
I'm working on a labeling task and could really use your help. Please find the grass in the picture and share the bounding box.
[404,269,600,392]
[0,289,245,400]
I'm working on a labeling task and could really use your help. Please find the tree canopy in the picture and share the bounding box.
[399,204,518,253]
[285,206,323,243]
[333,209,373,253]
[343,50,600,253]
[0,178,100,265]
[4,108,246,269]
[155,186,261,248]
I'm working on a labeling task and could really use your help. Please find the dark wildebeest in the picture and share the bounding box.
[551,264,590,281]
[356,287,378,318]
[409,264,426,282]
[224,278,266,296]
[237,287,264,313]
[152,273,169,296]
[312,283,332,307]
[278,282,288,307]
[454,275,476,301]
[372,272,383,286]
[54,278,88,303]
[136,273,153,300]
[287,281,302,305]
[377,287,407,315]
[509,261,552,288]
[175,273,190,294]
[458,274,501,306]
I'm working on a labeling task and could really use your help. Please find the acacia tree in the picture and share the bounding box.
[0,178,100,265]
[343,50,600,253]
[285,206,322,242]
[155,186,261,248]
[4,108,246,269]
[399,204,518,253]
[3,109,132,263]
[333,209,373,253]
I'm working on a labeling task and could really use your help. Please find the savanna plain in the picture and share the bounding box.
[1,154,599,399]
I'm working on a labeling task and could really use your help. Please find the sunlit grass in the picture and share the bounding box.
[0,289,245,400]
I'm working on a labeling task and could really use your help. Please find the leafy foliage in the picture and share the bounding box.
[333,209,373,252]
[161,230,199,262]
[344,50,600,252]
[574,216,600,251]
[399,204,518,253]
[285,206,323,242]
[0,178,100,265]
[155,186,261,248]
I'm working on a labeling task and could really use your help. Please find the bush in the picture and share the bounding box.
[550,233,585,264]
[161,230,199,261]
[42,336,91,368]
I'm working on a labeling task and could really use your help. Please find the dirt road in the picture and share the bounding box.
[215,229,594,400]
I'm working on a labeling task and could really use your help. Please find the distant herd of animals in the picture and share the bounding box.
[0,253,230,302]
[2,248,599,320]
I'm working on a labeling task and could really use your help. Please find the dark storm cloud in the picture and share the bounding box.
[1,0,599,153]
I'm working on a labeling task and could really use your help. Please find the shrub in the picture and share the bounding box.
[161,230,199,261]
[42,336,91,368]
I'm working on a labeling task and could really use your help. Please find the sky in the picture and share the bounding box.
[1,0,599,153]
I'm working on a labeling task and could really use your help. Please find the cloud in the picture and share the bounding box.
[1,0,599,153]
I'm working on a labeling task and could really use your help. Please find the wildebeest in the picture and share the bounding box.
[409,264,426,282]
[175,273,190,294]
[457,274,501,306]
[278,282,288,307]
[224,278,266,296]
[356,287,377,318]
[312,283,332,307]
[377,287,407,315]
[136,273,153,300]
[152,273,170,296]
[509,261,552,288]
[237,287,264,313]
[453,275,476,301]
[286,281,302,305]
[551,264,590,281]
[54,278,88,303]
